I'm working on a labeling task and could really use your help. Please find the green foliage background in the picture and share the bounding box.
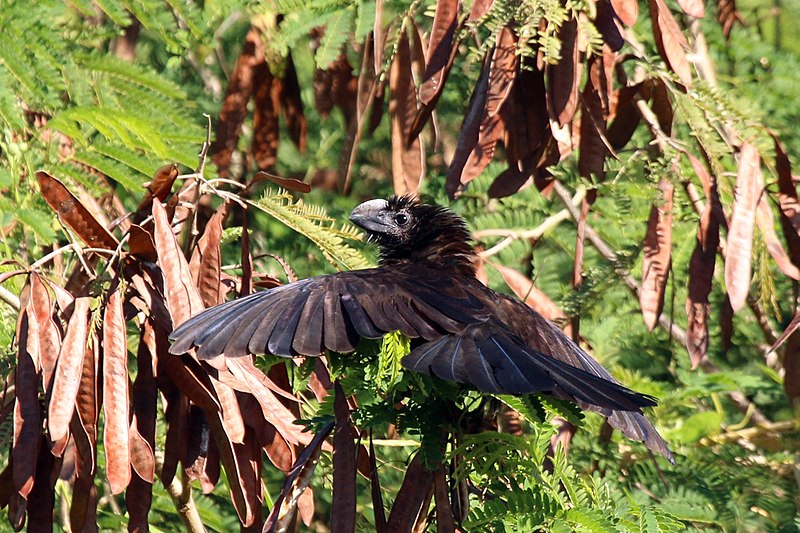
[1,0,800,531]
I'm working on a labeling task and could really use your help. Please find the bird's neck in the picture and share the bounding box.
[378,233,477,276]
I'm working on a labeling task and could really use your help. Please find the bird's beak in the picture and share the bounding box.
[349,199,390,233]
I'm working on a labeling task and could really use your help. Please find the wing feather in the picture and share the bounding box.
[169,266,490,359]
[248,299,293,355]
[293,290,325,356]
[340,292,382,338]
[403,327,654,411]
[268,292,309,356]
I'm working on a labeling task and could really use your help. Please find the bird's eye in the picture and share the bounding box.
[395,213,408,225]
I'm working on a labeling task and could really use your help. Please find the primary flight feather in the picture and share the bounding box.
[170,195,673,461]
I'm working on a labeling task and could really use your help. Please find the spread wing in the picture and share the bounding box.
[402,325,655,411]
[402,322,673,462]
[169,266,491,359]
[170,264,673,462]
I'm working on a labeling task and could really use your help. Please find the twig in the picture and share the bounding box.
[474,189,586,258]
[196,114,212,176]
[155,451,205,533]
[0,286,19,311]
[29,243,75,271]
[698,419,797,446]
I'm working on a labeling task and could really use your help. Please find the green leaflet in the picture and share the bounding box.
[315,6,354,69]
[252,188,370,271]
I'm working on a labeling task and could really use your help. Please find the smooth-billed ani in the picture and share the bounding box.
[170,196,673,461]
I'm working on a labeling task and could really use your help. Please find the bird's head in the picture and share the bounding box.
[349,195,475,270]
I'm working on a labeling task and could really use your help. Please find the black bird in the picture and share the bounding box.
[170,196,673,461]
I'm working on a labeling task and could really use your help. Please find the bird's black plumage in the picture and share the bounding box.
[170,195,673,461]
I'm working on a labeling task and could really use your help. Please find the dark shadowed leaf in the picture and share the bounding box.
[238,395,294,472]
[102,284,131,494]
[36,171,118,249]
[241,212,253,297]
[71,406,100,531]
[771,133,800,268]
[783,329,800,403]
[578,57,609,181]
[686,153,720,367]
[595,1,625,51]
[69,475,98,533]
[433,466,456,533]
[725,143,761,312]
[158,354,221,413]
[650,79,674,135]
[251,61,280,170]
[280,53,308,152]
[385,452,435,532]
[263,421,334,533]
[420,0,460,105]
[26,435,57,533]
[160,385,188,487]
[332,382,356,533]
[546,18,581,126]
[445,54,490,198]
[487,166,532,199]
[390,31,424,195]
[128,224,159,264]
[368,435,387,533]
[254,171,312,193]
[212,26,263,178]
[0,465,13,516]
[458,27,517,196]
[640,179,674,330]
[717,0,741,39]
[607,83,643,150]
[13,281,41,501]
[126,474,153,532]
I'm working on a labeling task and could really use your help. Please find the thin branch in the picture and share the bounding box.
[474,189,586,258]
[698,419,797,446]
[0,286,19,311]
[155,452,205,533]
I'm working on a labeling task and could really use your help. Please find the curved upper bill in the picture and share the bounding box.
[349,199,390,233]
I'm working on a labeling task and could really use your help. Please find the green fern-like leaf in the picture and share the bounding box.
[252,189,370,271]
[316,6,353,68]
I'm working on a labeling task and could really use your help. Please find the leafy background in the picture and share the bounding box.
[0,0,799,531]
